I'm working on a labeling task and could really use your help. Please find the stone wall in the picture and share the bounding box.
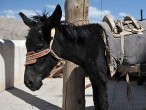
[0,17,27,91]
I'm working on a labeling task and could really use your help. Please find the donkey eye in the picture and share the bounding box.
[36,44,44,50]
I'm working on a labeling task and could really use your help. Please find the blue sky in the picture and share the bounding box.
[0,0,146,22]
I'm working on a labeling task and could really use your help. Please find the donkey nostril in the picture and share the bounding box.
[27,80,34,87]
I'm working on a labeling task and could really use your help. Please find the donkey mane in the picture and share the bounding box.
[31,12,49,22]
[30,13,105,46]
[59,24,104,44]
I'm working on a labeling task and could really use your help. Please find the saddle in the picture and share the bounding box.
[101,15,146,99]
[103,15,144,37]
[101,15,146,77]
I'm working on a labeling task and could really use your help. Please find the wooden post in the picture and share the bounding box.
[62,0,89,110]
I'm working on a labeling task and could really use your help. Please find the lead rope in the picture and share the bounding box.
[126,73,131,101]
[50,28,62,61]
[50,28,55,49]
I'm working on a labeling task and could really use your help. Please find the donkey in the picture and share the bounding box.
[19,5,108,110]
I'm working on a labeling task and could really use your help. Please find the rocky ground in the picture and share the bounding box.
[0,17,29,40]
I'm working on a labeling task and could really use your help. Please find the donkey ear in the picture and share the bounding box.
[19,12,37,28]
[49,5,62,27]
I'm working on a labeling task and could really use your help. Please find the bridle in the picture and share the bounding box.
[25,28,62,66]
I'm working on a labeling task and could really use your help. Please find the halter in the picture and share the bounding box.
[25,28,62,66]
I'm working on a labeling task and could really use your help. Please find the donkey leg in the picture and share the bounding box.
[97,71,108,110]
[89,72,108,110]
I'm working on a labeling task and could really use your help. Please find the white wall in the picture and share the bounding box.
[0,39,26,91]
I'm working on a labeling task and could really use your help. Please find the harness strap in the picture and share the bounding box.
[50,50,62,61]
[49,28,62,61]
[119,34,124,64]
[25,28,62,66]
[25,49,50,65]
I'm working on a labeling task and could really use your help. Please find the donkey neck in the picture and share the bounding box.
[52,25,88,66]
[52,23,105,67]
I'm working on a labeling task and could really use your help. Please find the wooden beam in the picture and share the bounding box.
[62,0,89,110]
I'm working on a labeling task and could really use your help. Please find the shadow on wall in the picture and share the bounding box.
[0,39,26,91]
[0,39,14,90]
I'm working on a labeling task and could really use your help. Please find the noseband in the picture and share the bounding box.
[25,28,62,66]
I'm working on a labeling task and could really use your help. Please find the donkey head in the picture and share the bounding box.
[19,5,62,91]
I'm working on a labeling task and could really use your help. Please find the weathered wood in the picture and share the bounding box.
[62,62,85,110]
[64,0,89,25]
[62,0,89,110]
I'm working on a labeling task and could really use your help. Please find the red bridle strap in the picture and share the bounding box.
[25,48,50,65]
[24,28,62,66]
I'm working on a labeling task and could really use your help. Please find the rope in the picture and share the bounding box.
[69,19,89,24]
